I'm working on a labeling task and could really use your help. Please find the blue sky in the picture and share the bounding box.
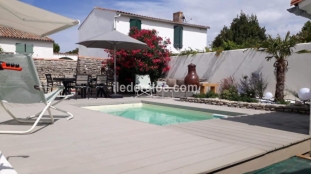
[21,0,309,52]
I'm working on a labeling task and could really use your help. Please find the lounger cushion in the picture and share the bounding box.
[166,78,176,87]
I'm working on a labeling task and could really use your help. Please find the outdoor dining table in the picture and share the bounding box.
[53,77,75,95]
[53,77,97,96]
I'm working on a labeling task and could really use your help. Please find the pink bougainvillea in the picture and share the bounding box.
[105,27,171,85]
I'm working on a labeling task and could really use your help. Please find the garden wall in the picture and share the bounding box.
[34,57,105,83]
[166,43,311,100]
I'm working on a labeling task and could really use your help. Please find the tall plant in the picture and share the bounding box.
[239,72,268,98]
[258,32,298,101]
[106,28,171,85]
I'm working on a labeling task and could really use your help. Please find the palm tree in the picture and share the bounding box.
[258,32,298,102]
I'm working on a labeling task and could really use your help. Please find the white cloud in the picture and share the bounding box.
[50,0,310,52]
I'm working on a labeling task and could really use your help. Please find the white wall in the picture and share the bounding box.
[0,38,53,58]
[78,9,116,58]
[53,53,78,60]
[167,43,311,100]
[116,16,207,53]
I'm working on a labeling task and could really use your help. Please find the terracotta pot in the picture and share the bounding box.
[184,63,199,91]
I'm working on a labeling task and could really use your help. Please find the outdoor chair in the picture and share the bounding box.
[135,74,154,97]
[45,74,54,93]
[95,75,108,98]
[74,74,90,99]
[0,54,74,134]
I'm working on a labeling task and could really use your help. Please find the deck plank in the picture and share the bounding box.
[175,121,295,145]
[209,119,309,138]
[167,125,273,151]
[169,124,282,149]
[120,145,254,174]
[89,142,235,174]
[192,120,305,142]
[162,148,264,174]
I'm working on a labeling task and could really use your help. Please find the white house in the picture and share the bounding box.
[0,26,54,58]
[79,7,210,58]
[288,0,311,19]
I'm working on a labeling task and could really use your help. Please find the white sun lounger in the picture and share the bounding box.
[135,74,154,97]
[0,54,74,134]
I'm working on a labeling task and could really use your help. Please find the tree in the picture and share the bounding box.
[53,43,60,53]
[296,21,311,43]
[106,28,171,85]
[67,48,79,54]
[258,32,299,102]
[212,11,267,49]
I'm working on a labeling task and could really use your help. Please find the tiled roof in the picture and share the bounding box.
[0,26,54,42]
[79,7,210,30]
[291,0,303,5]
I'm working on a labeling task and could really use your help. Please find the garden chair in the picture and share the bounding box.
[95,75,108,98]
[135,74,154,97]
[45,74,54,93]
[74,74,90,99]
[0,54,74,134]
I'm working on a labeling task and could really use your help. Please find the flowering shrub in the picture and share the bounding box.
[106,28,171,85]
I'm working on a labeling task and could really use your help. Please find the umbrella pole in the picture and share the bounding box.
[114,44,117,94]
[109,44,123,98]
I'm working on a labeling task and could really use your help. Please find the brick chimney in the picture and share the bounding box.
[173,11,184,23]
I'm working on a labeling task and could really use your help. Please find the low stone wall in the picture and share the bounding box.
[180,97,310,115]
[34,59,77,82]
[34,57,106,83]
[76,57,104,76]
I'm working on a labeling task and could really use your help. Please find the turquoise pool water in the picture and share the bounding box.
[84,103,226,126]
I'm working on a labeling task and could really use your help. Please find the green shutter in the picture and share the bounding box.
[16,43,25,54]
[174,26,183,49]
[25,44,33,54]
[130,19,141,30]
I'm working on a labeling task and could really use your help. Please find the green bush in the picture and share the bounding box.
[276,100,290,105]
[205,91,219,98]
[220,86,239,100]
[220,86,258,103]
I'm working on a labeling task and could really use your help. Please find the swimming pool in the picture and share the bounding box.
[84,103,229,126]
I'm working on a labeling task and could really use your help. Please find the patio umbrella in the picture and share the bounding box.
[0,0,80,37]
[76,30,149,98]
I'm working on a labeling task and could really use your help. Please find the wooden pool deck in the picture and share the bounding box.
[0,98,310,174]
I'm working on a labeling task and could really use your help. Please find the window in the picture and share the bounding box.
[174,26,183,49]
[130,19,141,30]
[15,43,33,54]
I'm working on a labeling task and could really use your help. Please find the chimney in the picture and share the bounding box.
[173,11,184,23]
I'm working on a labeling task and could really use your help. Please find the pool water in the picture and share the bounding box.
[84,103,226,126]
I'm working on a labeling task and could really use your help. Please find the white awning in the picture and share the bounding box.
[0,0,80,37]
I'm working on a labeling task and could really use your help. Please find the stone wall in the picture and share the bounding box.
[180,97,310,115]
[34,57,106,83]
[34,58,77,82]
[76,57,104,76]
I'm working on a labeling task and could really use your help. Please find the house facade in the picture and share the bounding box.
[79,7,210,59]
[288,0,311,19]
[0,26,54,58]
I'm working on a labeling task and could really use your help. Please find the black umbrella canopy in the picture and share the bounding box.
[76,30,149,50]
